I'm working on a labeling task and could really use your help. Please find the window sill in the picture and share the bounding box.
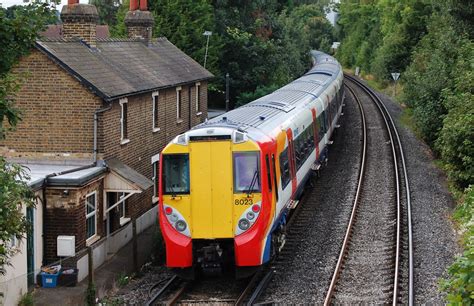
[152,128,161,133]
[196,112,202,116]
[120,139,130,145]
[86,235,100,246]
[152,196,159,204]
[120,217,131,226]
[177,119,184,124]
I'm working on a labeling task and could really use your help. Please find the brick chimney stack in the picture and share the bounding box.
[61,0,99,48]
[124,0,155,45]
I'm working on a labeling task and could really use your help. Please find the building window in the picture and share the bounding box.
[86,191,97,241]
[120,98,129,144]
[118,193,130,225]
[176,86,182,121]
[152,91,160,132]
[195,82,201,114]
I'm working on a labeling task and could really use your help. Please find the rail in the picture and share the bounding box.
[324,74,412,305]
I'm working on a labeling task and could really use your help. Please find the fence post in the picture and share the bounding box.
[86,246,96,305]
[133,219,139,275]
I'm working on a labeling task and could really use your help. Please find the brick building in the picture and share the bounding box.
[0,0,212,302]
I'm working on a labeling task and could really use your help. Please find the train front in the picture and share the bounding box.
[158,127,272,279]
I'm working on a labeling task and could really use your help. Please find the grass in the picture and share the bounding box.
[18,292,34,306]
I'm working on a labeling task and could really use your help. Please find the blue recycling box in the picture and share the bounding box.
[41,272,60,288]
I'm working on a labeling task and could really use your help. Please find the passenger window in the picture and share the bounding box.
[279,149,291,189]
[233,152,260,193]
[163,154,190,194]
[265,155,272,191]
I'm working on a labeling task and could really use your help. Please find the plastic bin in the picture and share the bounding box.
[58,268,78,287]
[41,272,60,288]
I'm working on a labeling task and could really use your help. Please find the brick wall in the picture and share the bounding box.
[0,50,102,156]
[62,23,97,47]
[101,82,208,219]
[44,178,104,263]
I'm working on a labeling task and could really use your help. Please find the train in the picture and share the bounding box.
[158,50,345,279]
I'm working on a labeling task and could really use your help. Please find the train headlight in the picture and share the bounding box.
[175,220,187,232]
[246,211,255,220]
[170,214,178,223]
[238,219,250,231]
[163,205,190,237]
[235,201,262,236]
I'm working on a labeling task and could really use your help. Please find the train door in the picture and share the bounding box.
[311,108,320,159]
[286,129,297,197]
[189,141,233,238]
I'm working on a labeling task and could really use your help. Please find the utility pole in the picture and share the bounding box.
[225,73,230,112]
[203,31,212,69]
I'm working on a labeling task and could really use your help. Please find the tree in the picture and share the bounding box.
[0,0,56,274]
[89,0,121,26]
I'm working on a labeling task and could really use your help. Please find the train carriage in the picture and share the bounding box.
[158,51,345,279]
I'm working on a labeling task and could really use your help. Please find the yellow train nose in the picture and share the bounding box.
[189,141,234,238]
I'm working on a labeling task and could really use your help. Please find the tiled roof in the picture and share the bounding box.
[35,37,213,101]
[40,24,110,39]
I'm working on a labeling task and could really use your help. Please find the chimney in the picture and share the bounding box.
[124,0,154,45]
[61,0,99,48]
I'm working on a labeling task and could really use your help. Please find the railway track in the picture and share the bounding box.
[324,75,413,305]
[144,269,274,305]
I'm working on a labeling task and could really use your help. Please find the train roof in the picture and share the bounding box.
[193,50,342,138]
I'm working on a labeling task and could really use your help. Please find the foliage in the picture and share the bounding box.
[116,272,130,287]
[89,0,120,26]
[85,282,96,306]
[18,292,34,306]
[440,186,474,304]
[402,10,460,145]
[0,158,35,275]
[0,1,57,75]
[435,40,474,189]
[109,0,128,38]
[149,0,220,74]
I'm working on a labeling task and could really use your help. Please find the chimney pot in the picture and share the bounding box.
[130,0,139,11]
[139,0,148,11]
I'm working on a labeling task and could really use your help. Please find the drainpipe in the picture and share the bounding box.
[94,103,112,163]
[41,103,111,266]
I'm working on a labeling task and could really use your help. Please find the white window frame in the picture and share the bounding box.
[176,86,183,122]
[151,153,160,203]
[118,192,130,226]
[152,91,160,133]
[85,191,98,243]
[195,82,202,115]
[120,98,130,144]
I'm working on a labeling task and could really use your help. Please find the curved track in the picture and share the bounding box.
[324,75,413,305]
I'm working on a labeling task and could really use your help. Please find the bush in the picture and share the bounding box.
[440,186,474,304]
[435,40,474,189]
[18,292,33,306]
